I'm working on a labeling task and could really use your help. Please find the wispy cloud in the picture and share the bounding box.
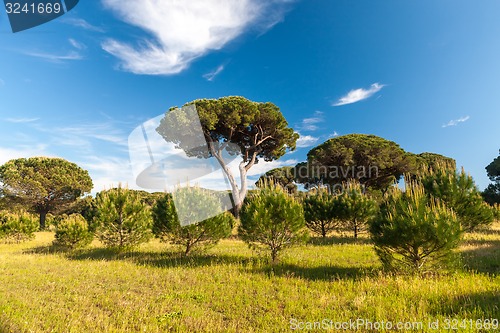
[63,18,105,32]
[296,134,319,148]
[69,38,86,50]
[4,117,40,123]
[442,116,470,128]
[0,144,52,165]
[203,64,225,81]
[101,0,292,75]
[298,111,324,131]
[333,83,385,106]
[23,50,83,62]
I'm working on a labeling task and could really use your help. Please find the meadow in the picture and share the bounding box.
[0,223,499,333]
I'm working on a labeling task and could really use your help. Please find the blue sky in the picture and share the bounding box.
[0,0,499,192]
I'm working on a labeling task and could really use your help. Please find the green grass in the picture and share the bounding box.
[0,224,499,332]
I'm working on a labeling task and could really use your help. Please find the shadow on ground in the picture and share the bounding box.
[247,263,373,281]
[307,235,372,246]
[430,291,500,318]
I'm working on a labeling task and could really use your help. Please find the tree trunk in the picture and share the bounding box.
[321,222,326,238]
[353,220,358,239]
[39,211,47,231]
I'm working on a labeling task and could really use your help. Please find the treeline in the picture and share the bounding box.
[0,136,499,275]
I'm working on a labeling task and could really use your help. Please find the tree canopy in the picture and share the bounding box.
[156,96,298,215]
[0,157,93,230]
[297,134,416,190]
[483,150,500,205]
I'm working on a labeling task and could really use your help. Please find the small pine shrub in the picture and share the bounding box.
[53,214,93,249]
[303,189,340,237]
[94,186,153,249]
[0,211,38,243]
[334,181,378,238]
[152,188,233,256]
[370,180,462,274]
[239,183,309,264]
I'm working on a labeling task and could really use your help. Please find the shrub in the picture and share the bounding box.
[239,184,308,264]
[420,167,494,231]
[53,214,93,249]
[152,188,233,256]
[334,181,378,238]
[94,186,153,249]
[0,211,38,243]
[370,180,462,273]
[303,189,340,237]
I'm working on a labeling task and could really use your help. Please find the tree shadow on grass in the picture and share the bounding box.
[430,291,500,318]
[308,235,372,246]
[460,238,500,274]
[26,245,261,269]
[247,263,373,281]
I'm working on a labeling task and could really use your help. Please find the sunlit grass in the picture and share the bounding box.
[0,223,499,332]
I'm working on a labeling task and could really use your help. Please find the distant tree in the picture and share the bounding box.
[94,186,153,249]
[156,96,298,216]
[419,167,494,231]
[257,167,297,194]
[0,157,93,230]
[334,181,378,238]
[298,134,417,191]
[53,214,93,249]
[415,152,456,173]
[239,184,308,264]
[152,188,233,256]
[370,180,462,273]
[483,150,500,205]
[302,189,339,237]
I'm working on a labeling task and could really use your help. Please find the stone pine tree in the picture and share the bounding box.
[483,150,500,205]
[257,166,297,194]
[152,188,233,256]
[156,96,298,216]
[370,180,462,273]
[302,189,339,237]
[94,186,153,249]
[298,134,417,191]
[239,183,308,264]
[0,157,93,230]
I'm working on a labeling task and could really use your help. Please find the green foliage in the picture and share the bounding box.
[0,157,93,230]
[419,167,494,231]
[257,167,297,194]
[415,152,456,174]
[300,134,417,190]
[334,182,378,238]
[94,186,153,249]
[152,188,233,255]
[483,150,500,205]
[239,184,309,263]
[156,96,298,215]
[0,211,38,243]
[370,181,462,273]
[302,189,339,237]
[53,214,93,249]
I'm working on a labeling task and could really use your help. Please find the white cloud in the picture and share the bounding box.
[63,18,104,32]
[0,145,52,165]
[4,117,39,123]
[296,134,319,148]
[24,51,83,62]
[101,0,291,75]
[297,111,324,131]
[442,116,470,128]
[69,38,86,50]
[203,65,225,81]
[334,83,385,106]
[330,131,339,137]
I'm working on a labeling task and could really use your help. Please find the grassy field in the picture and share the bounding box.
[0,224,499,333]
